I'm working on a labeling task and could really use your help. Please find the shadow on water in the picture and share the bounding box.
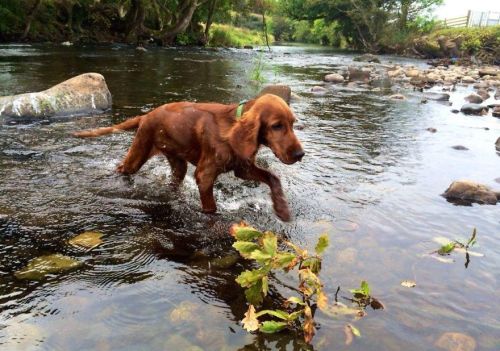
[1,44,500,350]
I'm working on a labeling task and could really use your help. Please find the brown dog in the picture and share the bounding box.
[73,94,304,221]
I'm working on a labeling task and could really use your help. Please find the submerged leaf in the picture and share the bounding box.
[169,301,200,324]
[401,280,417,288]
[315,234,329,255]
[344,324,354,346]
[259,320,287,333]
[15,254,82,281]
[242,305,260,332]
[370,297,385,310]
[349,324,361,337]
[68,231,103,249]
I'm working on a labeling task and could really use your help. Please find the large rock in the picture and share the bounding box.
[0,73,112,118]
[493,106,500,118]
[353,53,380,63]
[442,180,499,205]
[324,73,345,83]
[257,84,291,104]
[475,89,490,101]
[464,93,483,104]
[496,137,500,150]
[478,67,499,77]
[348,66,371,83]
[460,104,488,116]
[424,92,450,101]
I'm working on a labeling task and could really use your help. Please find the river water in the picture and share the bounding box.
[0,44,499,350]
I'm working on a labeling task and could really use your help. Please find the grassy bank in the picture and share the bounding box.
[208,23,274,48]
[384,25,500,63]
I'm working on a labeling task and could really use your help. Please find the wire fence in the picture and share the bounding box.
[442,10,500,28]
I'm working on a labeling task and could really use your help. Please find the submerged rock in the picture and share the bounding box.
[460,104,488,116]
[0,73,112,118]
[348,66,371,83]
[435,332,476,351]
[464,93,483,104]
[257,84,291,104]
[311,86,328,95]
[324,73,345,83]
[427,127,437,133]
[15,254,82,280]
[353,53,380,63]
[451,145,468,150]
[389,94,405,100]
[424,92,450,101]
[442,180,499,205]
[476,89,490,101]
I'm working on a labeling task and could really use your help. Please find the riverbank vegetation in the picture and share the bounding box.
[0,1,497,62]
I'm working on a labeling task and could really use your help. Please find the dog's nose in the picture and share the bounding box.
[292,149,305,161]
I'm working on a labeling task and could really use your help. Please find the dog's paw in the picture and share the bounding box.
[274,204,291,222]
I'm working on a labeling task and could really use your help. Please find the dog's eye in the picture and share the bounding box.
[271,123,284,131]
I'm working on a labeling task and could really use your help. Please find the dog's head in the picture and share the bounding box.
[230,94,304,164]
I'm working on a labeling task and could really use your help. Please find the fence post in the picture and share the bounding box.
[466,10,471,27]
[479,11,484,27]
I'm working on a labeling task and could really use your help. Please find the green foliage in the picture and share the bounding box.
[208,23,272,47]
[428,26,500,54]
[231,223,331,343]
[249,52,267,86]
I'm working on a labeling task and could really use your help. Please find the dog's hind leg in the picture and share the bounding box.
[116,125,153,174]
[166,155,188,185]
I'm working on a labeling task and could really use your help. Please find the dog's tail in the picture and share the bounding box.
[72,115,143,138]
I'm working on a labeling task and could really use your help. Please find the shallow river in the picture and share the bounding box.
[0,44,499,350]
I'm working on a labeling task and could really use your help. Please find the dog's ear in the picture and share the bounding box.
[229,110,261,160]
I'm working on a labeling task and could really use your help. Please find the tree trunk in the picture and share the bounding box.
[400,0,410,31]
[162,0,198,45]
[21,0,42,40]
[124,0,146,43]
[204,0,217,44]
[261,6,271,52]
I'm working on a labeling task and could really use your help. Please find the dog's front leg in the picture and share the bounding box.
[194,163,218,214]
[235,164,291,221]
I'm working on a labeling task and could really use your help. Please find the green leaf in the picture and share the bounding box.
[232,241,259,258]
[349,324,361,337]
[262,232,278,257]
[249,249,272,264]
[437,242,456,255]
[361,281,370,296]
[245,280,264,305]
[235,269,266,288]
[286,296,305,306]
[273,252,297,269]
[261,275,269,295]
[349,280,370,298]
[466,228,477,249]
[302,257,321,274]
[288,310,304,321]
[256,309,290,320]
[234,227,263,241]
[259,321,288,333]
[315,234,329,255]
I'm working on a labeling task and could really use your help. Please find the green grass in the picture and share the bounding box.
[208,23,274,48]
